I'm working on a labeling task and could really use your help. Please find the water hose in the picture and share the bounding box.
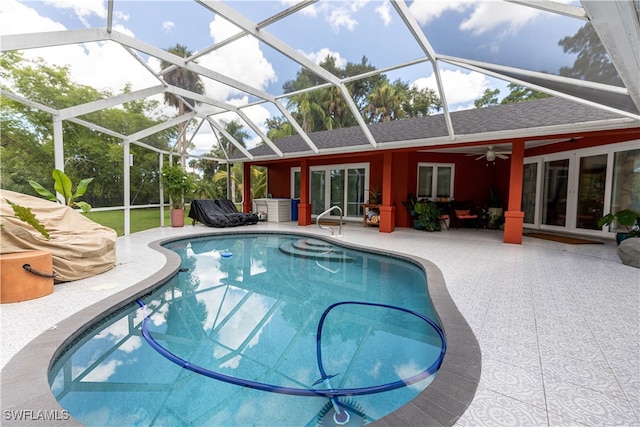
[136,300,446,399]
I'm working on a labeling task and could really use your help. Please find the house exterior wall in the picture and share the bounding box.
[247,126,638,236]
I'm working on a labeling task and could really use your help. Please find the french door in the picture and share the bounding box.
[523,142,638,236]
[310,164,368,219]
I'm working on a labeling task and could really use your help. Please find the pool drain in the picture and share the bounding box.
[316,398,367,426]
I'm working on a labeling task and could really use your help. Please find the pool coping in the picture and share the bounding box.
[1,230,480,426]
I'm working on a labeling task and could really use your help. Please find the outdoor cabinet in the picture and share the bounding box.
[252,198,292,222]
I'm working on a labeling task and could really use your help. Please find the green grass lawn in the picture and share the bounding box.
[84,207,191,236]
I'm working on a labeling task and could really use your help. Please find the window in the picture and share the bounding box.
[609,148,640,232]
[291,168,300,199]
[417,163,454,200]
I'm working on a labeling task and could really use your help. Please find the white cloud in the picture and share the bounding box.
[2,0,277,154]
[1,0,66,34]
[413,69,489,107]
[302,47,347,68]
[409,0,473,25]
[394,360,429,392]
[376,1,393,26]
[409,0,548,37]
[459,1,537,36]
[327,6,358,32]
[115,10,129,22]
[43,0,107,23]
[82,359,123,382]
[280,0,318,16]
[162,21,175,32]
[201,15,277,101]
[1,0,158,96]
[212,290,273,369]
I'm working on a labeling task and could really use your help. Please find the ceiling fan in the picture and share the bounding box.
[466,146,511,161]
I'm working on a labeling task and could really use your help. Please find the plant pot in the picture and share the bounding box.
[1,250,54,303]
[488,207,503,218]
[171,208,185,227]
[616,232,630,246]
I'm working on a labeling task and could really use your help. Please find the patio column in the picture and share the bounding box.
[504,140,525,244]
[298,159,312,225]
[380,151,396,233]
[242,162,252,213]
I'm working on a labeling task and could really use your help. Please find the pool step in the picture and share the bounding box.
[279,239,354,262]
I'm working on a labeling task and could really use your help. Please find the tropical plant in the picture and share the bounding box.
[402,193,418,217]
[29,169,94,213]
[366,82,405,122]
[414,200,444,231]
[162,163,195,209]
[366,186,381,204]
[1,199,50,239]
[598,209,640,236]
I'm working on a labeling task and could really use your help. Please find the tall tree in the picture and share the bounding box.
[558,23,622,86]
[265,116,294,140]
[201,120,250,201]
[403,84,442,117]
[160,44,205,161]
[474,88,500,108]
[500,83,551,104]
[269,54,441,137]
[366,82,405,122]
[1,52,174,207]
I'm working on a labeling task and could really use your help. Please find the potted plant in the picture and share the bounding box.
[598,208,640,245]
[367,186,381,204]
[162,163,195,227]
[486,187,503,228]
[402,193,418,218]
[413,200,444,231]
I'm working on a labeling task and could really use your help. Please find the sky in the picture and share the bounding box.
[0,0,585,156]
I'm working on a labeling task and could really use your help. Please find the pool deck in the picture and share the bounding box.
[2,222,639,426]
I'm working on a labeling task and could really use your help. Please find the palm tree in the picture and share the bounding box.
[160,44,205,161]
[288,90,328,132]
[366,83,405,123]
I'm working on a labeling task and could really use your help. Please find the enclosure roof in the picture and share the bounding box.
[237,96,631,161]
[1,1,639,163]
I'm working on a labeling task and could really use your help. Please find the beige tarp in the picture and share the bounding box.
[1,190,117,282]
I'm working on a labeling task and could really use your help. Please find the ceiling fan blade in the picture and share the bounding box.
[496,154,509,160]
[475,155,485,160]
[495,151,512,155]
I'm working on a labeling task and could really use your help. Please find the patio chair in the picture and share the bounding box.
[452,200,479,228]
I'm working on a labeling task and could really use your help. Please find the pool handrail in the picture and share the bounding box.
[316,206,343,236]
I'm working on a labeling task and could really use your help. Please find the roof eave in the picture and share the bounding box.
[235,117,638,164]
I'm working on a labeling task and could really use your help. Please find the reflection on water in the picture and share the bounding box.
[50,234,443,426]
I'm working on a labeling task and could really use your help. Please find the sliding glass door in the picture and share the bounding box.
[310,170,326,215]
[542,159,569,227]
[523,142,638,236]
[308,163,368,219]
[575,154,607,230]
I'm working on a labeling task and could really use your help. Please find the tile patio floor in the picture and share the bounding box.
[1,222,639,426]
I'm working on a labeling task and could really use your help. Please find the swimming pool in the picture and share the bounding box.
[48,233,446,426]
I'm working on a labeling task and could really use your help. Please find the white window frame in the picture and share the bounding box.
[416,162,455,200]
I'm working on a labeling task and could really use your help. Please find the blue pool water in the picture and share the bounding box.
[49,233,445,426]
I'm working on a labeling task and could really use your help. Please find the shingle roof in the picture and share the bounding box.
[238,97,627,159]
